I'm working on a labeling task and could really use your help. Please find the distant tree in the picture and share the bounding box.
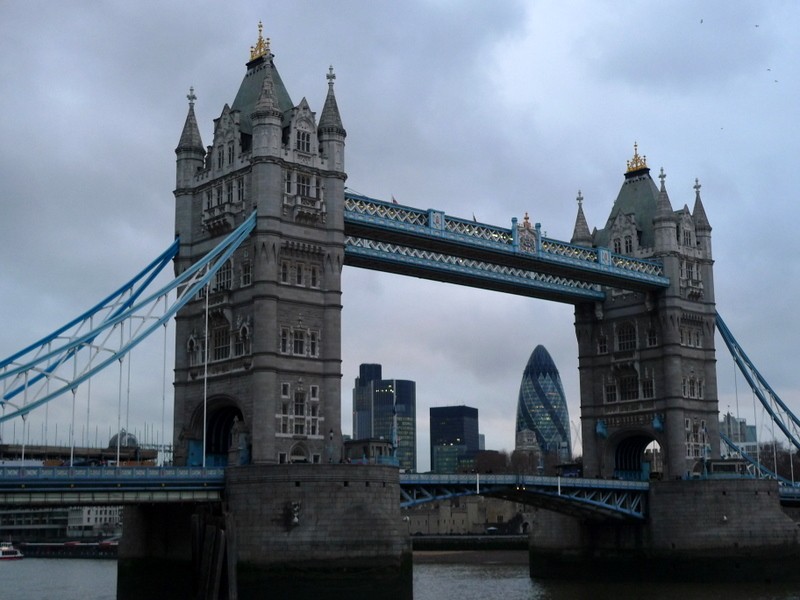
[475,450,510,474]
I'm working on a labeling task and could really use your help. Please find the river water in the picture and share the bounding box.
[2,554,800,600]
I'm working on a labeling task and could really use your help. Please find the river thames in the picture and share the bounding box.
[2,553,800,599]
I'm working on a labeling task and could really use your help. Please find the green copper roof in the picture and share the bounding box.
[594,169,660,249]
[231,55,294,134]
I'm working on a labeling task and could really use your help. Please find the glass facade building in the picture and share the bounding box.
[516,345,572,462]
[429,405,479,473]
[352,364,417,472]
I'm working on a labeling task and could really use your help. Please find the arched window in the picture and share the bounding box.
[187,336,202,366]
[613,238,621,253]
[234,325,250,356]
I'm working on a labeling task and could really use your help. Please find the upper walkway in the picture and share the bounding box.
[343,192,669,304]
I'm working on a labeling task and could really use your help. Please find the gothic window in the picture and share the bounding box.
[215,185,222,206]
[616,323,637,352]
[280,327,290,353]
[624,235,633,253]
[226,181,233,204]
[296,130,311,153]
[309,332,319,357]
[682,378,688,397]
[217,147,223,169]
[293,330,306,355]
[598,335,608,354]
[315,178,322,199]
[205,190,212,210]
[212,325,230,361]
[294,392,306,417]
[281,382,290,398]
[295,263,304,286]
[620,375,639,401]
[279,325,320,358]
[613,238,621,253]
[310,385,319,400]
[241,261,252,287]
[310,406,319,436]
[642,377,654,398]
[227,143,234,165]
[647,327,658,347]
[215,260,232,291]
[604,383,617,403]
[686,261,695,281]
[293,389,307,435]
[237,177,245,202]
[310,265,319,288]
[281,261,290,284]
[285,171,292,194]
[683,229,692,246]
[297,174,311,197]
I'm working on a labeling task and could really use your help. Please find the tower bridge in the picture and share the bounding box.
[3,23,800,597]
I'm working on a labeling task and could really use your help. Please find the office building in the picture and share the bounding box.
[516,345,572,467]
[430,405,479,473]
[352,364,417,472]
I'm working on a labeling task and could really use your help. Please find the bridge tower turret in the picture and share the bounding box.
[575,145,719,481]
[170,25,346,467]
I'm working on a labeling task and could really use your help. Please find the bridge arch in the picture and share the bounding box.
[187,396,245,467]
[607,430,663,481]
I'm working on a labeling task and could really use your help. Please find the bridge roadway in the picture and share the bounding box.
[0,466,646,520]
[3,466,799,519]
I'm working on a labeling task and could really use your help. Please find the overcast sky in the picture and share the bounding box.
[1,2,798,471]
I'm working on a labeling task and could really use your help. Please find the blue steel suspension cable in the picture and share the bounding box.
[0,212,256,422]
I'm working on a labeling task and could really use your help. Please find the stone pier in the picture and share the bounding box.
[529,479,800,582]
[118,464,411,599]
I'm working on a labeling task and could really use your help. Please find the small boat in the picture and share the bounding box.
[0,541,23,560]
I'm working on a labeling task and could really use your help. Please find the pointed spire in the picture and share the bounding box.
[318,65,346,137]
[654,167,674,219]
[176,86,204,153]
[571,190,593,246]
[692,178,711,231]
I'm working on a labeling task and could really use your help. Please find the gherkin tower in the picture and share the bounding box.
[516,345,571,461]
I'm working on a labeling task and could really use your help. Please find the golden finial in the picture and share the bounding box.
[626,142,648,173]
[250,21,271,61]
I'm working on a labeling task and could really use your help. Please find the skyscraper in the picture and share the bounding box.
[430,405,479,473]
[352,364,417,472]
[516,345,571,465]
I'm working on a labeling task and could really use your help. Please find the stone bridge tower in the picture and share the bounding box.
[172,25,346,466]
[572,146,719,480]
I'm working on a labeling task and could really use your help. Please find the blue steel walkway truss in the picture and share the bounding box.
[344,192,669,304]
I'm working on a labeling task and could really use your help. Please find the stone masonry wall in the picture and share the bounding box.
[647,478,800,551]
[225,463,411,572]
